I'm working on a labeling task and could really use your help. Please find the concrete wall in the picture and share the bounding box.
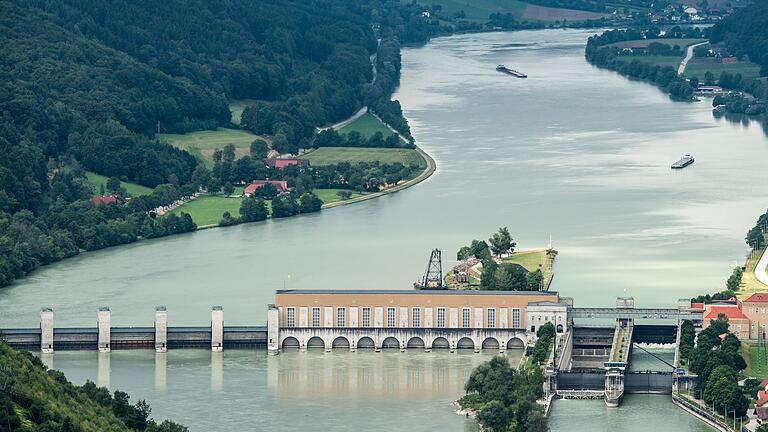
[277,328,528,352]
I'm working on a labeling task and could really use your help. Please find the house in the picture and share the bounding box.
[697,85,723,94]
[742,293,768,339]
[265,158,310,170]
[91,195,121,207]
[243,180,291,197]
[702,302,750,340]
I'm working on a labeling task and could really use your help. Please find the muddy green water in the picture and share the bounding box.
[6,28,768,430]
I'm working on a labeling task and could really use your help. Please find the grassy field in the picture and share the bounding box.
[85,171,154,196]
[503,249,546,272]
[313,188,369,204]
[339,112,402,141]
[160,128,265,166]
[737,239,768,299]
[624,55,685,67]
[416,0,526,22]
[417,0,604,22]
[172,188,363,226]
[742,344,768,379]
[228,100,256,125]
[609,38,706,49]
[304,147,427,169]
[169,195,245,226]
[684,60,762,80]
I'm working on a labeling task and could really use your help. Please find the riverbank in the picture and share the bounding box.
[189,145,434,229]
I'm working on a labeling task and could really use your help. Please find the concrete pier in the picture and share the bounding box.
[211,306,224,352]
[267,304,279,355]
[155,306,168,353]
[40,308,54,353]
[98,307,111,353]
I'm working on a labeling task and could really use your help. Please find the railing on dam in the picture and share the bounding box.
[570,307,702,321]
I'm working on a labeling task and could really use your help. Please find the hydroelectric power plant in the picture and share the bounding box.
[2,291,703,408]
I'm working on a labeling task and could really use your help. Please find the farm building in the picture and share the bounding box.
[243,180,291,196]
[265,158,310,169]
[91,195,122,207]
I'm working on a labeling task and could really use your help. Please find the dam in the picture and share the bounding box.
[1,290,702,408]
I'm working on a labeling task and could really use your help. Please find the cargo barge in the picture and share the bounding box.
[671,154,694,169]
[496,64,527,78]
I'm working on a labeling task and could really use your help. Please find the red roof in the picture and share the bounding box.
[243,180,290,196]
[704,305,748,320]
[758,391,768,407]
[91,195,121,206]
[744,293,768,303]
[690,302,704,310]
[265,158,309,169]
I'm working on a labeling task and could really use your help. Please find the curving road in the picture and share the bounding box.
[678,42,707,75]
[756,246,768,286]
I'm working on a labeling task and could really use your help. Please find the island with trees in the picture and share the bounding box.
[448,227,557,291]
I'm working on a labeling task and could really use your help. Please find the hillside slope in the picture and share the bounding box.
[0,342,184,431]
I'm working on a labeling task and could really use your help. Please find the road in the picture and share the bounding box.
[678,42,707,76]
[756,246,768,286]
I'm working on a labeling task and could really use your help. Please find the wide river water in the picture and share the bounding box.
[4,28,768,430]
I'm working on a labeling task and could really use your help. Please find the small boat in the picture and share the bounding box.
[496,64,527,78]
[671,154,695,169]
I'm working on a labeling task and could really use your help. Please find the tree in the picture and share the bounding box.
[254,183,279,199]
[726,266,743,291]
[271,196,297,218]
[298,192,323,213]
[191,165,212,191]
[488,227,515,257]
[222,182,234,196]
[249,139,269,159]
[106,177,122,194]
[336,190,352,200]
[223,144,236,163]
[239,197,268,222]
[477,400,509,432]
[219,211,237,226]
[526,269,543,291]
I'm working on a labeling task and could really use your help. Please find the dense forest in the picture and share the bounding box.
[0,342,186,431]
[710,2,768,77]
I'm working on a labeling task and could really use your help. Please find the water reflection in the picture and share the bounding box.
[97,352,110,388]
[268,350,512,400]
[155,352,166,392]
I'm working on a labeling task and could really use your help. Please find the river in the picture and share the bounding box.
[4,28,768,430]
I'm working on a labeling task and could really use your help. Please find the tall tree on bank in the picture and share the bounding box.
[489,227,515,257]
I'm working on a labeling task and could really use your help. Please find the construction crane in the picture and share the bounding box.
[414,249,445,290]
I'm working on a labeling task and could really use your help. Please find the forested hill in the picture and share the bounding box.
[0,342,186,431]
[709,1,768,76]
[0,0,410,288]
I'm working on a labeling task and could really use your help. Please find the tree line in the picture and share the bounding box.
[314,129,413,149]
[680,317,749,418]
